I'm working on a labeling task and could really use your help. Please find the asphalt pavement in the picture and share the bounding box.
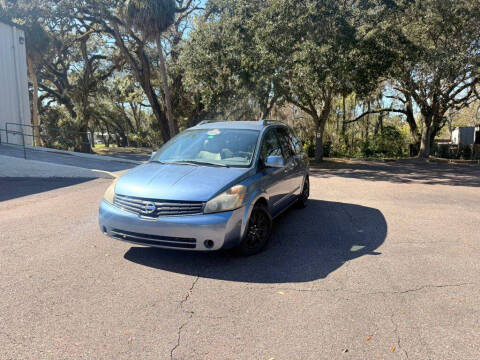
[1,160,479,359]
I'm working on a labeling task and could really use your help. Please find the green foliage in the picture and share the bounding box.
[380,0,480,157]
[367,126,407,158]
[433,144,476,160]
[182,0,277,118]
[302,141,316,159]
[3,0,480,159]
[328,124,408,159]
[183,0,399,160]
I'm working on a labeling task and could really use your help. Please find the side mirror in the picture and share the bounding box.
[150,151,157,160]
[264,155,285,168]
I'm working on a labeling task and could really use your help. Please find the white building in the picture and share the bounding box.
[451,127,475,146]
[0,19,32,145]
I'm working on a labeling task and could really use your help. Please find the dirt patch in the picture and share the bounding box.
[92,147,153,162]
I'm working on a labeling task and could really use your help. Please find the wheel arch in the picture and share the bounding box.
[240,191,271,242]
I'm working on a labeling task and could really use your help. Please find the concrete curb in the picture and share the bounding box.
[428,156,480,165]
[0,155,115,179]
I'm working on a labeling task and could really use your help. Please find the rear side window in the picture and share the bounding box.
[288,129,303,154]
[260,129,283,161]
[276,128,295,159]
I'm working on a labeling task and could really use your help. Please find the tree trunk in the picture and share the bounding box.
[342,94,348,146]
[418,120,432,159]
[314,96,332,162]
[429,114,443,149]
[77,124,92,153]
[374,112,384,135]
[315,128,324,162]
[405,100,421,149]
[110,24,169,143]
[157,37,176,138]
[145,82,170,143]
[27,57,41,146]
[101,132,108,147]
[365,101,371,141]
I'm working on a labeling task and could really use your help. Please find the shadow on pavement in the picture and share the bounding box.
[0,177,93,202]
[311,159,480,187]
[124,200,386,284]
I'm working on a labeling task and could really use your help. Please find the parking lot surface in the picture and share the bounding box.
[1,160,479,359]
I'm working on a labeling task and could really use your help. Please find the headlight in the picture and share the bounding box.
[103,179,118,204]
[204,185,246,214]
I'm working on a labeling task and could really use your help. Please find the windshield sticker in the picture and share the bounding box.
[207,129,221,136]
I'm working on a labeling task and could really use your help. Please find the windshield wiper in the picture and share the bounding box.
[193,161,229,168]
[168,160,229,168]
[165,161,199,166]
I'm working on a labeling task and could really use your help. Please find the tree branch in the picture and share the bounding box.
[345,107,408,125]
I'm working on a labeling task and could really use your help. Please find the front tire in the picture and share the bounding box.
[236,204,272,256]
[297,176,309,208]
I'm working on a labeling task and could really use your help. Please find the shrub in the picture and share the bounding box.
[368,126,407,158]
[303,140,316,158]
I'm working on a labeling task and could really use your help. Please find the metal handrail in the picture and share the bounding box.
[1,125,27,158]
[4,122,93,159]
[6,122,92,137]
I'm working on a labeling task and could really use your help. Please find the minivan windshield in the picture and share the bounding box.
[152,128,260,167]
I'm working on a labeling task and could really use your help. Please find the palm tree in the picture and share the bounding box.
[25,22,50,146]
[125,0,177,138]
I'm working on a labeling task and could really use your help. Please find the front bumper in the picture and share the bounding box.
[98,200,246,251]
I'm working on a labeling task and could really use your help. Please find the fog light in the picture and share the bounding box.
[204,240,214,249]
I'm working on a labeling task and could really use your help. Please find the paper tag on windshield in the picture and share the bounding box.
[207,129,221,136]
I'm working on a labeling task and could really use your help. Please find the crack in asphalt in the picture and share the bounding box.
[246,286,343,293]
[170,276,199,360]
[388,302,409,360]
[167,280,473,358]
[388,282,474,295]
[246,282,475,297]
[380,283,472,360]
[180,276,200,309]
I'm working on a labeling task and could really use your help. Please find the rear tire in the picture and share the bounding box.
[236,204,272,256]
[297,176,309,209]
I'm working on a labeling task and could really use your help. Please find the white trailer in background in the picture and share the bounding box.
[0,19,32,146]
[451,127,475,146]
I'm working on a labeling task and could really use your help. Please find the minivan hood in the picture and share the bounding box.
[115,162,250,201]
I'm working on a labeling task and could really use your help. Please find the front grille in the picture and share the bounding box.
[114,194,204,218]
[111,229,196,249]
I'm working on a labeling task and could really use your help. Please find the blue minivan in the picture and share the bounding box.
[99,120,309,255]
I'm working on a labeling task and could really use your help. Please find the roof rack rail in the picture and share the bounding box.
[197,120,221,125]
[259,120,286,126]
